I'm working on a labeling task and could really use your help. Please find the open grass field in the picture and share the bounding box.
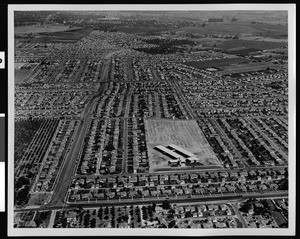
[144,119,221,172]
[28,28,93,44]
[239,36,288,43]
[15,24,73,34]
[217,62,281,75]
[183,57,250,70]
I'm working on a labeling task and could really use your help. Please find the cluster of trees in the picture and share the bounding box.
[14,176,31,206]
[134,45,185,55]
[208,18,224,22]
[133,36,197,55]
[34,211,51,227]
[143,38,195,47]
[53,211,68,228]
[239,198,273,215]
[83,213,91,228]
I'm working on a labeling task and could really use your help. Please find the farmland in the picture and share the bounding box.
[26,28,93,44]
[144,119,220,172]
[180,21,287,36]
[183,57,250,70]
[216,39,287,51]
[217,62,282,75]
[116,26,171,34]
[15,24,71,34]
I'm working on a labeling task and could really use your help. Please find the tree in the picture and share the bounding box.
[26,171,34,178]
[168,220,176,228]
[34,217,43,227]
[83,214,91,228]
[61,218,68,228]
[105,143,115,151]
[169,209,175,215]
[117,216,122,224]
[15,185,30,205]
[151,202,156,212]
[122,215,129,222]
[185,211,193,218]
[90,218,96,228]
[239,202,252,213]
[15,176,29,189]
[162,200,171,210]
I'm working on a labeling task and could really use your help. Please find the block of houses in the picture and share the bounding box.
[94,193,105,199]
[70,194,80,201]
[217,186,227,193]
[142,189,150,197]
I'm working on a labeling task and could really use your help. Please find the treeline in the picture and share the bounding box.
[143,38,195,46]
[134,38,195,55]
[134,45,185,55]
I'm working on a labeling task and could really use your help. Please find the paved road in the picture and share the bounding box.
[172,81,197,119]
[47,84,107,207]
[46,50,123,207]
[232,202,248,228]
[69,165,287,179]
[15,191,288,213]
[211,118,248,168]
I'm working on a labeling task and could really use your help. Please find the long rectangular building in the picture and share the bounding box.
[154,145,184,160]
[167,144,196,158]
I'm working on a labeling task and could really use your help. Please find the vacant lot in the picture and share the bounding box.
[183,57,249,70]
[145,119,220,172]
[27,192,52,206]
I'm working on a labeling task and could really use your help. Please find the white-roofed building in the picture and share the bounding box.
[167,144,196,158]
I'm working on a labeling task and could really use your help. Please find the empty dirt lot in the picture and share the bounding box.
[144,119,221,172]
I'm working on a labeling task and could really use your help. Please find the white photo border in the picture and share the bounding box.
[8,4,296,237]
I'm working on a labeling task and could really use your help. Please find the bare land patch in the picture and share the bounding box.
[27,192,52,206]
[15,63,38,84]
[144,119,221,172]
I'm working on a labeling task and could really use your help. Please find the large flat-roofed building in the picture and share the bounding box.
[154,145,184,160]
[167,144,196,158]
